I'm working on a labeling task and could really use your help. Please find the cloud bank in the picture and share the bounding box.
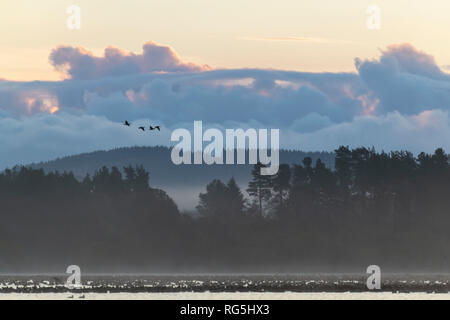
[49,41,210,80]
[0,41,449,169]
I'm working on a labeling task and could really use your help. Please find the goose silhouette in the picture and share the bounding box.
[124,120,131,126]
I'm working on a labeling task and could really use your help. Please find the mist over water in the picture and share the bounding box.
[0,146,448,278]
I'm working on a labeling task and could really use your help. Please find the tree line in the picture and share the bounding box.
[0,146,449,273]
[200,147,449,220]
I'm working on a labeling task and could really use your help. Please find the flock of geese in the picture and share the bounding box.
[124,120,160,132]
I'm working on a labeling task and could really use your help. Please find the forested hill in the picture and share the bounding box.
[28,146,335,187]
[1,147,448,273]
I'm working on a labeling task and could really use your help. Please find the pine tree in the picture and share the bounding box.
[135,165,150,191]
[123,165,136,192]
[335,146,352,192]
[82,174,93,193]
[197,179,229,216]
[226,177,245,216]
[247,162,272,217]
[271,164,291,211]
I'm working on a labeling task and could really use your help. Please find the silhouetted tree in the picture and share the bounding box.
[226,177,245,217]
[271,164,291,213]
[0,146,449,273]
[247,162,272,217]
[197,179,229,217]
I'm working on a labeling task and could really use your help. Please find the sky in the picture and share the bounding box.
[0,0,449,168]
[3,0,450,80]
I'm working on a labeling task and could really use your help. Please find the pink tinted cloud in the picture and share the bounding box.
[357,43,446,80]
[49,41,211,80]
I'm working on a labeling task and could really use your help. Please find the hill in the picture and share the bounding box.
[29,146,335,209]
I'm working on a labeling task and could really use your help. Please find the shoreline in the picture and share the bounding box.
[1,291,450,300]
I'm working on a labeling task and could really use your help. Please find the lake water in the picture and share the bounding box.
[2,274,450,300]
[1,292,450,300]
